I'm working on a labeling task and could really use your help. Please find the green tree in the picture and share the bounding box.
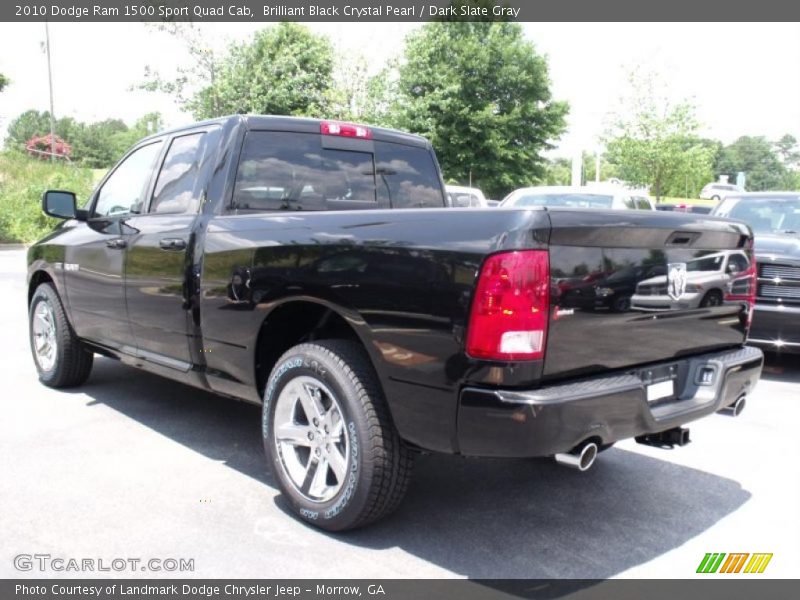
[328,51,369,121]
[141,23,335,120]
[775,134,799,170]
[138,23,225,118]
[582,152,619,185]
[661,136,720,198]
[717,136,786,191]
[541,157,572,186]
[4,110,163,168]
[5,110,50,147]
[384,22,568,198]
[604,70,714,202]
[69,119,129,168]
[0,73,9,92]
[4,110,74,150]
[786,171,800,191]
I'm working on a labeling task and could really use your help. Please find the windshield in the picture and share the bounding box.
[716,196,800,234]
[503,193,614,209]
[687,254,724,272]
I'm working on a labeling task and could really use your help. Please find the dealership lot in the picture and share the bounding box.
[1,248,798,579]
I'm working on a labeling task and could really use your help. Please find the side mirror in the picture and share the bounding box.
[42,190,78,220]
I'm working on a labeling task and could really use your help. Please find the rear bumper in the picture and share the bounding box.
[748,302,800,353]
[457,346,763,457]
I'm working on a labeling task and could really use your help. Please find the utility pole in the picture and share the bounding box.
[45,22,56,161]
[571,149,582,186]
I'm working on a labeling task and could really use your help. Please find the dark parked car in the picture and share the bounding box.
[28,115,762,531]
[558,264,666,312]
[712,192,800,352]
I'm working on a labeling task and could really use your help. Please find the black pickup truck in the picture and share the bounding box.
[28,115,763,531]
[712,192,800,353]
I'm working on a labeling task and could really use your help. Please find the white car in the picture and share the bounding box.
[445,185,488,208]
[499,185,654,210]
[631,251,751,311]
[700,183,744,201]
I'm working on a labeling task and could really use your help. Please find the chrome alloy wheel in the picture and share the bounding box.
[32,300,58,372]
[273,375,350,503]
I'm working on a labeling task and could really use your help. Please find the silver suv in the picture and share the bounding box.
[700,183,744,201]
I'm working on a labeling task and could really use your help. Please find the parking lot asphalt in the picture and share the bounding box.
[1,248,798,579]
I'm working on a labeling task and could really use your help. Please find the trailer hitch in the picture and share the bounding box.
[635,427,691,449]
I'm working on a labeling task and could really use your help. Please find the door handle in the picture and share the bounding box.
[159,238,187,251]
[105,238,127,249]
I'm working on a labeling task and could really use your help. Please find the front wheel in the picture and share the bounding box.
[29,282,93,388]
[263,340,412,531]
[611,295,631,312]
[700,290,723,308]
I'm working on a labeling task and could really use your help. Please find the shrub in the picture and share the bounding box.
[0,151,97,243]
[25,134,72,161]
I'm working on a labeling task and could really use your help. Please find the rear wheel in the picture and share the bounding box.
[29,282,93,388]
[263,340,412,531]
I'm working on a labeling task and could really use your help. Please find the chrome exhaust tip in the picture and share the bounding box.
[554,442,598,472]
[721,395,746,417]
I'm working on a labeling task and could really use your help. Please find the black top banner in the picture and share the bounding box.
[4,0,800,22]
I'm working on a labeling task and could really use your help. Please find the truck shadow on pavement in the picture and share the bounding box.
[79,357,755,579]
[760,351,800,384]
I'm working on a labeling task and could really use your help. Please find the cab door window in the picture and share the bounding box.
[93,142,162,218]
[150,133,206,214]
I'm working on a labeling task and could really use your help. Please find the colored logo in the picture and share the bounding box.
[696,553,773,574]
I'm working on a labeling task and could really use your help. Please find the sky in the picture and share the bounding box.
[0,21,799,157]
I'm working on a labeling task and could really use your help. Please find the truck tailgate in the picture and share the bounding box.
[544,209,753,381]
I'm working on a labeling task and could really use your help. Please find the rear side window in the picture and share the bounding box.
[634,197,651,210]
[375,141,444,209]
[151,133,206,214]
[232,132,444,211]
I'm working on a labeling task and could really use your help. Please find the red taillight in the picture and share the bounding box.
[466,250,550,361]
[320,120,372,139]
[725,256,757,326]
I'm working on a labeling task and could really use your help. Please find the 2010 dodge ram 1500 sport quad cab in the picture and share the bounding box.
[28,116,763,531]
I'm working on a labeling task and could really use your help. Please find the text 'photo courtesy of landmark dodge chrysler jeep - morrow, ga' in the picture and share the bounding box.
[28,116,764,531]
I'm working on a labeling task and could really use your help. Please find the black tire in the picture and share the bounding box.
[700,290,723,308]
[611,295,631,312]
[262,340,412,531]
[711,195,721,202]
[28,282,93,388]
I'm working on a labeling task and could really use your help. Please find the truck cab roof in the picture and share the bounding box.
[139,114,432,149]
